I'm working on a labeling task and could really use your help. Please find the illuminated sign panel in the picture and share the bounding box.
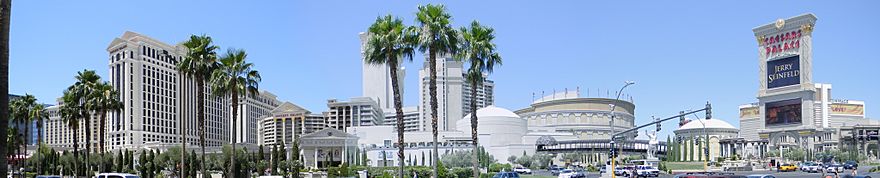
[740,107,760,119]
[767,55,800,88]
[830,103,865,115]
[765,98,802,126]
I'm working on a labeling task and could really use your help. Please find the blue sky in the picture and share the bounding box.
[9,1,879,138]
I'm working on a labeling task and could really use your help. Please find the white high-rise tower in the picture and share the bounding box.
[360,32,404,110]
[418,56,495,132]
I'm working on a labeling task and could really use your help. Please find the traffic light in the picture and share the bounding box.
[609,142,617,157]
[706,102,712,120]
[609,148,617,157]
[655,116,661,132]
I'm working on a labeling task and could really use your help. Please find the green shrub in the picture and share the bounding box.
[451,167,472,178]
[480,172,496,178]
[488,163,512,172]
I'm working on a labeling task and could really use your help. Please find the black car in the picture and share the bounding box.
[844,161,859,169]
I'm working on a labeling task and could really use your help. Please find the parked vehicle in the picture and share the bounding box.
[778,163,797,172]
[513,167,532,174]
[844,161,859,170]
[801,162,822,172]
[614,167,631,177]
[493,171,520,178]
[825,164,844,173]
[635,165,660,177]
[558,169,575,178]
[95,173,141,178]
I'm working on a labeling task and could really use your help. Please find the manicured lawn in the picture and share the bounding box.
[520,175,555,178]
[664,162,706,170]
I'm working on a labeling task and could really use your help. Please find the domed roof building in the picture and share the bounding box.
[457,106,529,146]
[673,119,739,162]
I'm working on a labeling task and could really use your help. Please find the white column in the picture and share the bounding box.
[314,148,319,168]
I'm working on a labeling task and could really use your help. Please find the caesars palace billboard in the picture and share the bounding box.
[831,103,865,115]
[767,55,801,89]
[766,98,802,126]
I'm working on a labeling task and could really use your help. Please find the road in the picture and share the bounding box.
[532,167,878,178]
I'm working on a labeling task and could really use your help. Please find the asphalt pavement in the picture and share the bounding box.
[533,167,879,178]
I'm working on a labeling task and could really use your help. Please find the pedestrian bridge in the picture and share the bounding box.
[536,138,667,156]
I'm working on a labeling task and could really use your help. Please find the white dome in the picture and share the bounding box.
[678,119,736,130]
[463,105,520,119]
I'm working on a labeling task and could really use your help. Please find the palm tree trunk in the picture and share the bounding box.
[22,121,28,171]
[230,90,239,178]
[99,110,106,172]
[73,124,79,177]
[37,119,42,174]
[0,0,9,176]
[84,111,91,176]
[389,58,406,178]
[428,49,440,178]
[470,79,479,178]
[198,78,207,178]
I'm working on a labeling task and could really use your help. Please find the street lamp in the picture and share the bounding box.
[609,81,634,178]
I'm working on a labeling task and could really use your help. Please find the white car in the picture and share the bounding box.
[95,173,140,178]
[801,162,822,172]
[557,169,575,178]
[825,164,844,173]
[513,167,532,174]
[635,165,660,177]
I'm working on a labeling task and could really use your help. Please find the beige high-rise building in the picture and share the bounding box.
[258,102,327,147]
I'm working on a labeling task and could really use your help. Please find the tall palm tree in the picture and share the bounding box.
[30,103,48,174]
[87,82,122,172]
[8,97,26,170]
[458,20,502,178]
[210,48,260,178]
[7,98,19,168]
[71,69,100,175]
[415,4,459,176]
[13,94,38,171]
[0,0,11,176]
[177,34,219,177]
[364,14,416,178]
[61,89,84,177]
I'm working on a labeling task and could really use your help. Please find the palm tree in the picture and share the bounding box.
[458,20,502,178]
[0,0,11,176]
[8,97,26,171]
[31,103,48,174]
[60,89,84,177]
[177,34,219,177]
[364,14,417,178]
[70,69,100,175]
[12,94,40,171]
[415,4,459,177]
[87,82,122,172]
[210,48,260,178]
